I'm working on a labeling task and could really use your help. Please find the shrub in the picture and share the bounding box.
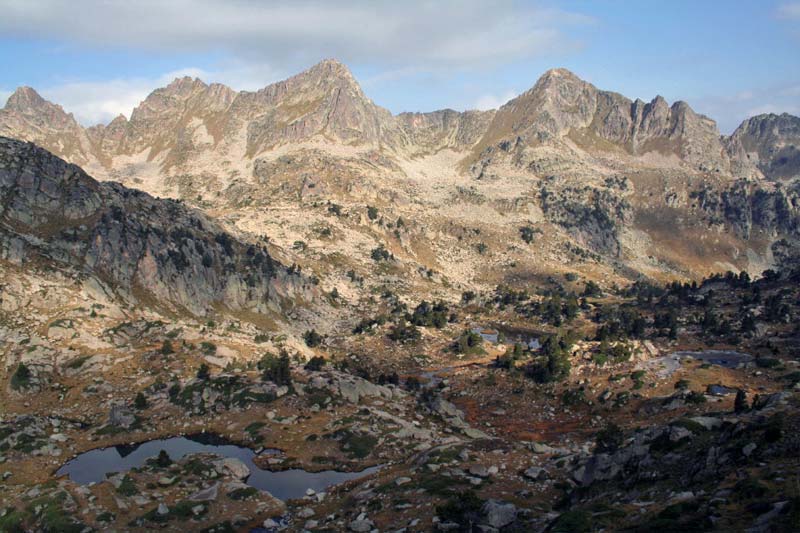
[764,414,784,443]
[155,450,172,467]
[197,363,210,380]
[685,391,706,404]
[387,321,421,344]
[674,379,690,390]
[260,352,292,387]
[116,475,138,496]
[734,389,748,413]
[10,363,31,390]
[454,330,483,355]
[304,356,326,371]
[436,490,483,528]
[519,226,536,244]
[562,388,586,406]
[583,280,602,297]
[367,206,379,220]
[340,431,377,458]
[134,392,148,410]
[370,245,391,262]
[595,423,624,453]
[409,300,449,328]
[168,383,181,399]
[160,340,174,355]
[525,334,572,383]
[303,329,322,347]
[200,342,217,355]
[756,357,780,369]
[551,510,592,533]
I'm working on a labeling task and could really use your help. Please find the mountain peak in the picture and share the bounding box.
[309,58,351,73]
[162,76,208,97]
[5,86,49,113]
[2,86,79,131]
[537,67,583,83]
[300,58,358,86]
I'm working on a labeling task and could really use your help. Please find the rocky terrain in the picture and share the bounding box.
[0,60,799,532]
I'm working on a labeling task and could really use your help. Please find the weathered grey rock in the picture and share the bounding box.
[49,433,68,442]
[668,426,693,442]
[523,467,548,481]
[430,397,463,419]
[108,403,136,428]
[262,518,280,529]
[529,442,555,454]
[213,457,250,480]
[348,518,374,532]
[481,500,517,528]
[297,507,315,518]
[469,465,489,478]
[690,416,723,431]
[189,483,219,501]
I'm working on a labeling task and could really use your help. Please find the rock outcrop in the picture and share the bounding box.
[0,136,312,316]
[726,112,800,181]
[474,68,730,172]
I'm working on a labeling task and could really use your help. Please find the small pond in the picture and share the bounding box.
[56,433,381,501]
[671,350,754,369]
[472,326,540,350]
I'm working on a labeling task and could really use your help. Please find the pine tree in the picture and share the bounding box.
[734,389,748,413]
[134,392,148,410]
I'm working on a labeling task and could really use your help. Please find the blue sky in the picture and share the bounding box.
[0,0,798,133]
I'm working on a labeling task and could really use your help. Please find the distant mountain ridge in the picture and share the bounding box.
[2,60,797,183]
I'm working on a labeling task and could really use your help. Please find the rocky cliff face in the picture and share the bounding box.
[396,108,496,152]
[0,136,312,316]
[0,87,94,166]
[475,68,730,172]
[726,113,800,181]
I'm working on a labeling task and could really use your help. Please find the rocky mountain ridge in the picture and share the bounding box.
[0,136,314,317]
[1,60,799,291]
[2,61,797,182]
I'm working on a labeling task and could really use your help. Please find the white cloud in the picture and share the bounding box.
[473,90,519,111]
[0,1,595,125]
[692,83,800,134]
[30,63,285,126]
[778,2,800,19]
[0,1,591,70]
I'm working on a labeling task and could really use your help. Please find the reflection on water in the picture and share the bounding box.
[56,434,381,501]
[671,350,754,369]
[472,326,540,350]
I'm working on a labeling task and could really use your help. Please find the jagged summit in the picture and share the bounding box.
[0,61,797,180]
[727,112,800,180]
[2,86,77,127]
[5,86,49,112]
[474,67,729,171]
[160,76,210,97]
[304,58,356,79]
